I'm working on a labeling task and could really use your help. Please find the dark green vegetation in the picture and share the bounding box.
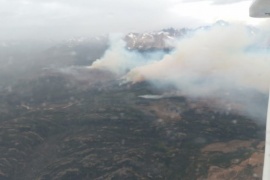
[0,72,265,180]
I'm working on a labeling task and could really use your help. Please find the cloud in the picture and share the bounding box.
[181,0,250,4]
[0,0,259,40]
[0,0,179,40]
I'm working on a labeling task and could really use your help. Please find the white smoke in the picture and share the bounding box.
[89,35,166,76]
[90,22,270,123]
[127,24,270,91]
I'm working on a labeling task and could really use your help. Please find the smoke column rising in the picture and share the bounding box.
[89,35,166,75]
[90,22,270,123]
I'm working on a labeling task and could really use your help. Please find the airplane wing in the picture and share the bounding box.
[250,0,270,17]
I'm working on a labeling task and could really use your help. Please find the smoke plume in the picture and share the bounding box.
[89,35,166,75]
[90,22,270,123]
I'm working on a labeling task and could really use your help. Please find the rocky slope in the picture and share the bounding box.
[124,28,188,51]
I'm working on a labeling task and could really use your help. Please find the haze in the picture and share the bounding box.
[0,0,266,40]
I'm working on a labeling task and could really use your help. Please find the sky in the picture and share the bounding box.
[0,0,267,40]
